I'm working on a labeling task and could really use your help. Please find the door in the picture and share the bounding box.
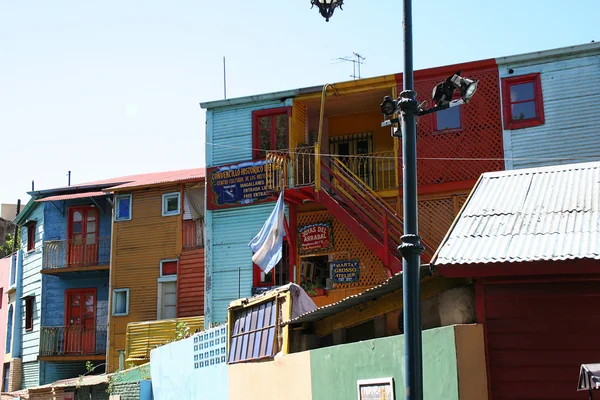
[65,289,96,354]
[160,281,177,320]
[67,207,99,266]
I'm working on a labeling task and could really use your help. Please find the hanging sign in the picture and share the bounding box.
[331,260,360,283]
[298,222,333,254]
[207,160,270,210]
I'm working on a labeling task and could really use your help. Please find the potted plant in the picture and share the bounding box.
[302,281,325,297]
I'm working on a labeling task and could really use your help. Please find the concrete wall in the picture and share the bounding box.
[309,324,487,400]
[150,326,227,400]
[229,352,312,400]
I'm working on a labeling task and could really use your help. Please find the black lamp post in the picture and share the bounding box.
[312,2,478,400]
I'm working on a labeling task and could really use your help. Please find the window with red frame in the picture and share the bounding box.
[252,242,289,288]
[433,93,462,133]
[27,222,36,252]
[502,73,544,130]
[252,108,290,159]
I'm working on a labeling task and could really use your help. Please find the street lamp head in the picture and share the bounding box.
[458,77,478,103]
[432,71,479,106]
[380,96,398,117]
[311,0,343,22]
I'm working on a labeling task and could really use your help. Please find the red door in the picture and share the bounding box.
[65,289,96,354]
[67,207,98,266]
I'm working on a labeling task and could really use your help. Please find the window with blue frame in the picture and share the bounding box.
[115,194,132,221]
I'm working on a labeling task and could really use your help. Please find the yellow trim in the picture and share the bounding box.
[282,292,292,355]
[296,75,397,101]
[314,276,465,337]
[315,84,333,192]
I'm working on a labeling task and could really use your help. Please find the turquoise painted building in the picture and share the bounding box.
[12,180,126,388]
[201,95,297,325]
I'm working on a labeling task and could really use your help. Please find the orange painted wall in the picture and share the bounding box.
[327,111,394,153]
[107,184,182,371]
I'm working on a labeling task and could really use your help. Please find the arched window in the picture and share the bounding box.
[6,304,13,354]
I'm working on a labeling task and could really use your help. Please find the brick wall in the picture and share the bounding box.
[111,381,140,400]
[8,358,22,392]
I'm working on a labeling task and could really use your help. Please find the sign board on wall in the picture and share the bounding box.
[298,222,333,254]
[357,378,395,400]
[331,260,360,283]
[207,160,270,210]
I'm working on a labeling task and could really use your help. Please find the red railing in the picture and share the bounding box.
[183,219,204,250]
[39,325,107,356]
[43,237,111,269]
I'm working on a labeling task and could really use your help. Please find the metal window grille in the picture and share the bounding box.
[228,299,277,364]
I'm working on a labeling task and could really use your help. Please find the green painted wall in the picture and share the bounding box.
[310,326,459,400]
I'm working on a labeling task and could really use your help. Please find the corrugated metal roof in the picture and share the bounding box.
[106,168,205,191]
[34,191,107,202]
[284,267,432,326]
[432,161,600,266]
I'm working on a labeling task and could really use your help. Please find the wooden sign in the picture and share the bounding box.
[331,260,360,283]
[357,378,395,400]
[298,222,333,254]
[207,160,270,210]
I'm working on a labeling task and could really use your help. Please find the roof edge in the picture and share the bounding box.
[200,89,313,110]
[496,41,600,65]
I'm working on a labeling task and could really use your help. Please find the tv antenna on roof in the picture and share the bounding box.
[336,52,365,80]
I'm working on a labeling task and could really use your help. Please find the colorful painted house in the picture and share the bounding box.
[432,161,600,400]
[200,56,504,325]
[106,168,206,372]
[11,177,132,389]
[0,255,11,391]
[497,42,600,171]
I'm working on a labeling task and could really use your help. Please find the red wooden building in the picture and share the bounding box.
[433,161,600,400]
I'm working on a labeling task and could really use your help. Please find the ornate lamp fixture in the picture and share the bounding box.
[311,0,343,22]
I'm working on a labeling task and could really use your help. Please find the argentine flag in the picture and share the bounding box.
[249,192,286,274]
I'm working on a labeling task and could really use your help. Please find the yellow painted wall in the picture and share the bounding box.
[328,111,394,153]
[107,184,182,371]
[455,324,489,400]
[228,351,312,400]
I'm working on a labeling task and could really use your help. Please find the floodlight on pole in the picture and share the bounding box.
[311,0,343,21]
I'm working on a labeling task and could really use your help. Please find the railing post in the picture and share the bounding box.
[383,210,390,269]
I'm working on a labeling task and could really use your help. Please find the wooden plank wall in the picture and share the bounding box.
[107,184,182,372]
[177,248,204,318]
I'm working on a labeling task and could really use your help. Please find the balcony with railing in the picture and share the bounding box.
[43,236,111,273]
[39,325,108,361]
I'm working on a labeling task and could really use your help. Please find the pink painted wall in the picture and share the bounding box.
[0,255,10,361]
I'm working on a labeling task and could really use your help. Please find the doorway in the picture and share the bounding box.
[65,289,96,354]
[67,207,99,267]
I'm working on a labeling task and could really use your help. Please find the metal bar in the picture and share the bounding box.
[399,0,424,399]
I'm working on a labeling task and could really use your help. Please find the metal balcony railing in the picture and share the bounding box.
[40,325,107,356]
[43,236,111,269]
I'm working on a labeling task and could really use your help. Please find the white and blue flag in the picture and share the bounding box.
[249,192,286,274]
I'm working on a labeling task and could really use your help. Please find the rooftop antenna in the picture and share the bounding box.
[31,180,34,191]
[67,171,71,186]
[223,56,227,99]
[336,52,365,80]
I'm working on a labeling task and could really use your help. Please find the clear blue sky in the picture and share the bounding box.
[0,0,597,207]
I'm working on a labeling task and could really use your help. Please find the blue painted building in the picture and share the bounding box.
[498,42,600,170]
[12,180,129,388]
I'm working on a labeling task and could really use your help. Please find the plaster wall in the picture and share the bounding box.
[228,351,312,400]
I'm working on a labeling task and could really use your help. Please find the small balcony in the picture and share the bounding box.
[43,236,111,274]
[39,325,107,361]
[183,219,204,250]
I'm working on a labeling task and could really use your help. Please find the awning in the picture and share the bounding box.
[35,191,108,202]
[578,363,600,392]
